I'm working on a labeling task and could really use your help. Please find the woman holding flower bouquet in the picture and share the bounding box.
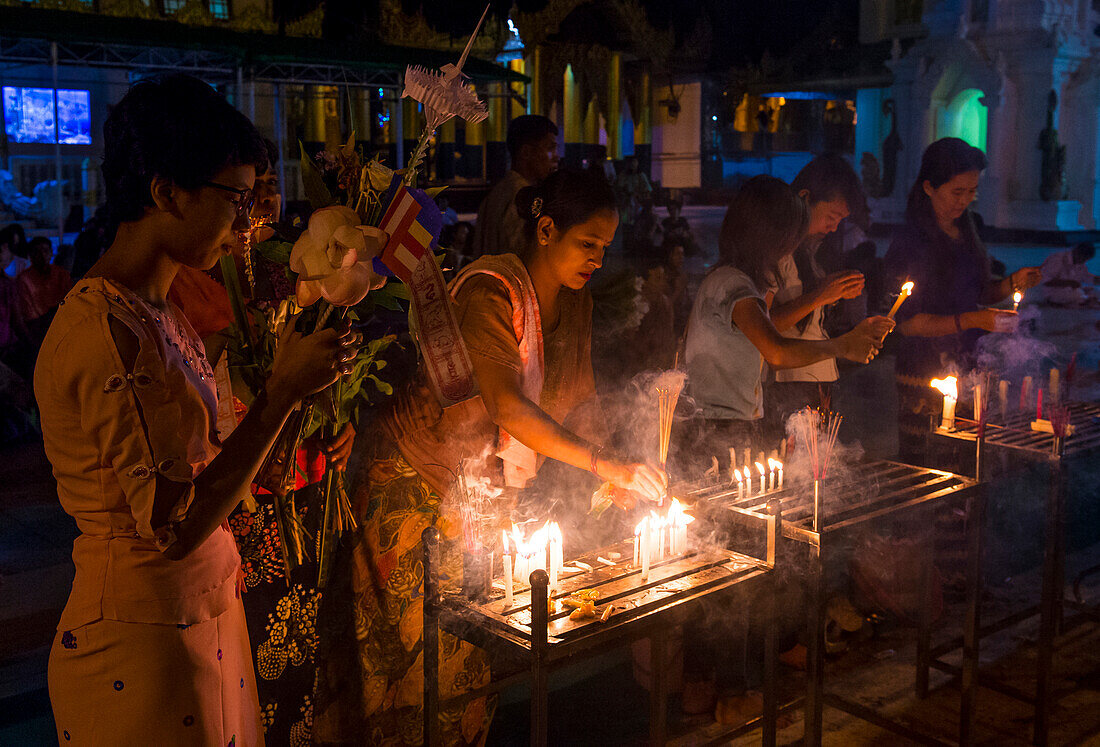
[313,169,667,745]
[36,74,361,745]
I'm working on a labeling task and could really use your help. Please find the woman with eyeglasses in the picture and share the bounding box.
[36,74,358,744]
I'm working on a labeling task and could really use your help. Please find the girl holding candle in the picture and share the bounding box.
[314,169,667,745]
[680,175,894,475]
[884,138,1043,462]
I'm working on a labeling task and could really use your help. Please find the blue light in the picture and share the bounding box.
[378,88,384,98]
[711,115,718,122]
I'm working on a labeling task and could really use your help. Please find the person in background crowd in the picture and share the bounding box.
[633,253,677,371]
[436,194,459,227]
[765,154,867,443]
[314,169,666,745]
[472,114,558,257]
[884,138,1042,461]
[1,223,30,278]
[440,220,474,277]
[663,243,690,338]
[71,206,118,281]
[17,236,72,346]
[614,156,652,249]
[1039,241,1099,307]
[661,197,699,256]
[37,72,359,747]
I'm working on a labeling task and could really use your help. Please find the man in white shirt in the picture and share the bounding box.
[767,154,866,436]
[472,115,558,257]
[1040,242,1098,306]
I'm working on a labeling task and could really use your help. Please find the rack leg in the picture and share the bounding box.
[422,527,441,747]
[1034,460,1064,747]
[804,550,825,747]
[960,490,986,747]
[649,628,668,745]
[916,528,935,699]
[763,574,777,747]
[530,569,549,747]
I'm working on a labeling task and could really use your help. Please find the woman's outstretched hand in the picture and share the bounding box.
[818,271,865,305]
[598,457,668,506]
[1010,266,1043,291]
[838,316,895,363]
[268,318,361,406]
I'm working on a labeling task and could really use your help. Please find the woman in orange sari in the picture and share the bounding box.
[313,169,667,745]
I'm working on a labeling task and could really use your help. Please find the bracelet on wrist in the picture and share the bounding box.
[590,445,604,477]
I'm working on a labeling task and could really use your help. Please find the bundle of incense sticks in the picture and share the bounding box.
[791,407,843,480]
[655,371,686,469]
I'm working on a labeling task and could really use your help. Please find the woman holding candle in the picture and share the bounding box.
[313,169,667,745]
[681,175,894,472]
[38,75,360,745]
[884,138,1043,461]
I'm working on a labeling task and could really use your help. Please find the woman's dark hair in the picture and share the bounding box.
[515,168,617,248]
[716,175,808,292]
[102,74,267,224]
[905,137,987,230]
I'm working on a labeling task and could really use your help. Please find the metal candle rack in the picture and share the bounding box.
[421,503,782,747]
[681,459,985,747]
[931,400,1100,746]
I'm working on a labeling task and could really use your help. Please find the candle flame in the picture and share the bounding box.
[665,498,694,527]
[930,376,958,400]
[755,461,765,475]
[743,466,752,481]
[1013,290,1022,304]
[733,470,743,483]
[901,281,914,296]
[767,457,782,470]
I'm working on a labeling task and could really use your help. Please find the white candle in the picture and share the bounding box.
[734,469,743,499]
[1050,368,1060,404]
[931,377,958,430]
[777,462,784,489]
[503,557,513,608]
[633,529,640,566]
[974,383,982,423]
[756,461,766,495]
[743,448,751,471]
[640,518,650,580]
[657,517,666,559]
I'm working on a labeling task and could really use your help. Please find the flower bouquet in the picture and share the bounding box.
[221,8,491,588]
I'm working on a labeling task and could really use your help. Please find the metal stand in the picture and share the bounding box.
[928,413,1097,746]
[422,526,779,746]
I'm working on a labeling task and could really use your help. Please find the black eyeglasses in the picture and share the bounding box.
[203,181,254,219]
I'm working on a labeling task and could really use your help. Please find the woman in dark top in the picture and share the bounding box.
[885,137,1042,459]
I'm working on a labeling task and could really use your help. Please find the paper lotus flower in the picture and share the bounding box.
[290,206,388,307]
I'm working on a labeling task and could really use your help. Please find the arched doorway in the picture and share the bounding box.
[938,88,988,151]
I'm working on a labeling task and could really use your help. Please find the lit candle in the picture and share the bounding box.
[743,448,751,471]
[767,458,776,490]
[502,531,513,608]
[930,377,958,430]
[734,469,743,499]
[633,523,641,566]
[743,467,752,495]
[640,517,651,580]
[769,457,784,489]
[886,280,915,319]
[756,461,766,495]
[657,514,666,558]
[1050,368,1060,404]
[548,522,563,592]
[1012,290,1023,313]
[999,380,1009,420]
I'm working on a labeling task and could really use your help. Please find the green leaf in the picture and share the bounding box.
[299,140,334,210]
[256,240,293,266]
[367,374,393,396]
[380,282,412,301]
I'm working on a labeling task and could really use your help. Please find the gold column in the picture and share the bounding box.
[350,88,371,140]
[528,45,542,116]
[402,98,421,142]
[464,118,485,147]
[304,85,325,143]
[320,85,340,151]
[489,82,508,142]
[509,59,526,119]
[583,100,600,146]
[607,51,622,159]
[633,69,652,149]
[564,64,583,143]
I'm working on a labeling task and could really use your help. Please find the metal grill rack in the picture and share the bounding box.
[421,502,782,747]
[932,399,1100,746]
[680,459,985,746]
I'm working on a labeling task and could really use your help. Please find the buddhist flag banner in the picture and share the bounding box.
[377,181,477,407]
[378,185,443,284]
